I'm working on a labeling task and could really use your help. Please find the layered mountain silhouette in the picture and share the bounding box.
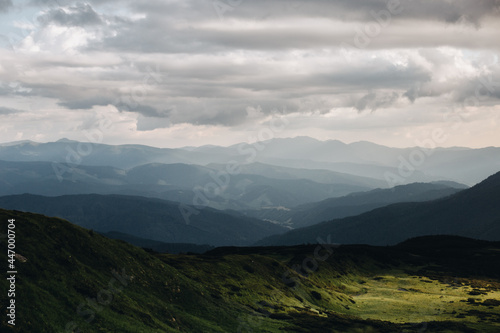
[2,137,500,185]
[1,138,499,250]
[0,194,286,246]
[245,181,467,228]
[258,171,500,246]
[0,160,373,210]
[2,137,500,332]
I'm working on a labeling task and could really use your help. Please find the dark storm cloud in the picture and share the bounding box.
[24,82,107,104]
[26,0,500,54]
[354,91,401,112]
[0,106,23,114]
[451,72,500,104]
[88,0,500,56]
[4,0,499,133]
[59,96,114,110]
[127,0,500,24]
[286,0,500,25]
[37,3,102,27]
[0,0,12,13]
[115,103,172,118]
[402,71,500,106]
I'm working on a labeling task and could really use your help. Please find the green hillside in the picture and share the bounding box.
[1,209,499,332]
[99,231,214,254]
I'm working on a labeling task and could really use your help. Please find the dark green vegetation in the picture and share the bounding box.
[99,231,214,254]
[259,171,500,246]
[1,209,500,332]
[0,194,286,246]
[245,182,466,228]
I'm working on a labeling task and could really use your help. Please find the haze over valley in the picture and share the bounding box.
[1,134,500,332]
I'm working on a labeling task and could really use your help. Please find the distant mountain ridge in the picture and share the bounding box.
[257,171,500,246]
[1,137,499,185]
[0,160,372,210]
[206,162,386,188]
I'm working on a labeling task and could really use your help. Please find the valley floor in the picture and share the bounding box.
[158,239,500,333]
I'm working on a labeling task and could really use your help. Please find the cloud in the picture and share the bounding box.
[0,106,23,115]
[0,0,12,13]
[1,0,499,147]
[59,95,114,110]
[8,46,499,129]
[126,0,500,25]
[354,92,401,112]
[399,49,500,105]
[37,3,102,27]
[17,1,499,57]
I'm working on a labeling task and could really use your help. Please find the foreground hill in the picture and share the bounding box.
[245,182,466,228]
[0,194,286,246]
[1,209,499,332]
[258,171,500,246]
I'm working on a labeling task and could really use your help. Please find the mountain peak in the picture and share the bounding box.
[56,138,77,143]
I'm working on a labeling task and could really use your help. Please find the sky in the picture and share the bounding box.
[0,0,499,148]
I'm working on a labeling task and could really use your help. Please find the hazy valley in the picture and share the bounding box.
[1,137,500,332]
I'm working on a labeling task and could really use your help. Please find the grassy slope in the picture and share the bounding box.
[1,209,499,332]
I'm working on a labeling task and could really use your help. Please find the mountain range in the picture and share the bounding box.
[1,137,499,249]
[0,194,286,246]
[0,160,374,210]
[258,171,500,246]
[0,180,471,250]
[1,137,500,332]
[245,181,467,228]
[2,137,500,185]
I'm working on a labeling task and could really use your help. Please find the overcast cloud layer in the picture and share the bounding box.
[0,0,499,148]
